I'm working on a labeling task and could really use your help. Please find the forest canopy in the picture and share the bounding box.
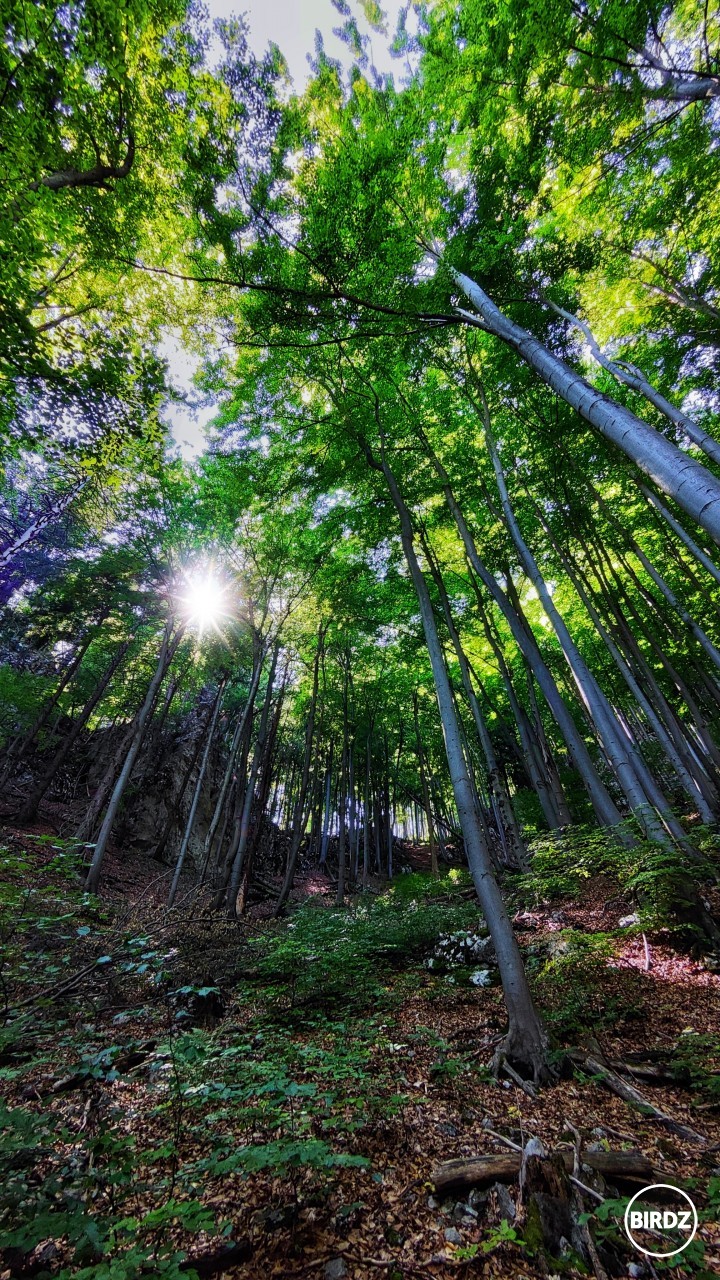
[2,0,720,1276]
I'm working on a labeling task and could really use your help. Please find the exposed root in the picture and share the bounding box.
[491,1025,559,1089]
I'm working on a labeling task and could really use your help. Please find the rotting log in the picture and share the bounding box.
[577,1053,706,1144]
[431,1148,656,1197]
[520,1138,580,1260]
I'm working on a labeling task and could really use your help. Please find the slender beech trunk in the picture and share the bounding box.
[547,301,720,466]
[239,682,285,914]
[362,733,371,890]
[151,660,189,742]
[370,435,551,1081]
[0,478,88,571]
[475,603,569,829]
[485,429,684,846]
[348,746,358,883]
[587,482,720,675]
[152,705,214,864]
[319,746,334,865]
[423,533,528,868]
[589,531,720,782]
[413,691,438,875]
[1,631,94,783]
[199,652,265,880]
[167,679,226,908]
[275,631,323,915]
[20,636,134,823]
[420,437,625,834]
[449,266,720,545]
[307,761,324,860]
[85,620,182,894]
[336,659,350,905]
[75,720,137,844]
[225,649,279,918]
[533,500,717,824]
[641,485,720,589]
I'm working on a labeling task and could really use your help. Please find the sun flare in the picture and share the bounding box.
[178,569,232,636]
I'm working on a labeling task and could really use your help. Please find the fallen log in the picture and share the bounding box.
[577,1054,706,1144]
[607,1059,691,1085]
[431,1148,656,1196]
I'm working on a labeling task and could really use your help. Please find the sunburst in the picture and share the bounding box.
[177,565,234,638]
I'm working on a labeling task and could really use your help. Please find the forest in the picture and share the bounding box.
[1,0,720,1275]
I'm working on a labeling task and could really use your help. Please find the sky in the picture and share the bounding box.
[166,0,407,460]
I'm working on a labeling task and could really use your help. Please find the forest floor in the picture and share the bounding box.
[2,824,720,1280]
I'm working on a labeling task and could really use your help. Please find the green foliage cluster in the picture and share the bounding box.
[529,929,630,1039]
[250,872,482,1014]
[0,854,495,1278]
[516,825,719,937]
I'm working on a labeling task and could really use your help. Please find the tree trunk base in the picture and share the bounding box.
[492,1024,558,1088]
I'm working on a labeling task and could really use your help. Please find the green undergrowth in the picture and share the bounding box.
[245,868,481,1017]
[515,823,720,937]
[0,849,482,1277]
[528,929,636,1040]
[2,839,717,1278]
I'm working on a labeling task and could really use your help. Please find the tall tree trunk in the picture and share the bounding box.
[589,531,720,782]
[546,300,720,466]
[167,679,226,908]
[370,435,552,1082]
[349,745,358,882]
[423,532,529,869]
[1,630,94,785]
[225,648,279,918]
[20,636,134,823]
[336,658,350,906]
[413,691,438,875]
[239,685,285,914]
[0,478,89,571]
[363,733,371,891]
[420,437,626,834]
[485,425,685,847]
[475,603,569,829]
[275,629,323,915]
[449,266,720,544]
[152,701,215,864]
[533,499,718,824]
[319,745,334,866]
[587,481,720,675]
[640,485,720,590]
[85,620,182,893]
[199,652,265,881]
[75,720,136,844]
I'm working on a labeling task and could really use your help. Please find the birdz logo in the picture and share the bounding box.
[624,1184,698,1258]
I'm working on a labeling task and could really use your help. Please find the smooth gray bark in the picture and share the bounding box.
[422,440,626,834]
[85,620,182,893]
[20,635,134,823]
[275,633,322,915]
[226,648,279,918]
[376,442,551,1081]
[167,679,226,909]
[423,534,529,870]
[450,267,720,545]
[199,653,265,879]
[484,423,681,845]
[640,490,720,592]
[0,478,88,571]
[534,501,717,824]
[1,631,93,784]
[547,301,720,467]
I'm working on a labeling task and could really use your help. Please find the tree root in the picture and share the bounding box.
[491,1025,561,1088]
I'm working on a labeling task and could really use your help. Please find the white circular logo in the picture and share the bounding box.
[624,1184,698,1258]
